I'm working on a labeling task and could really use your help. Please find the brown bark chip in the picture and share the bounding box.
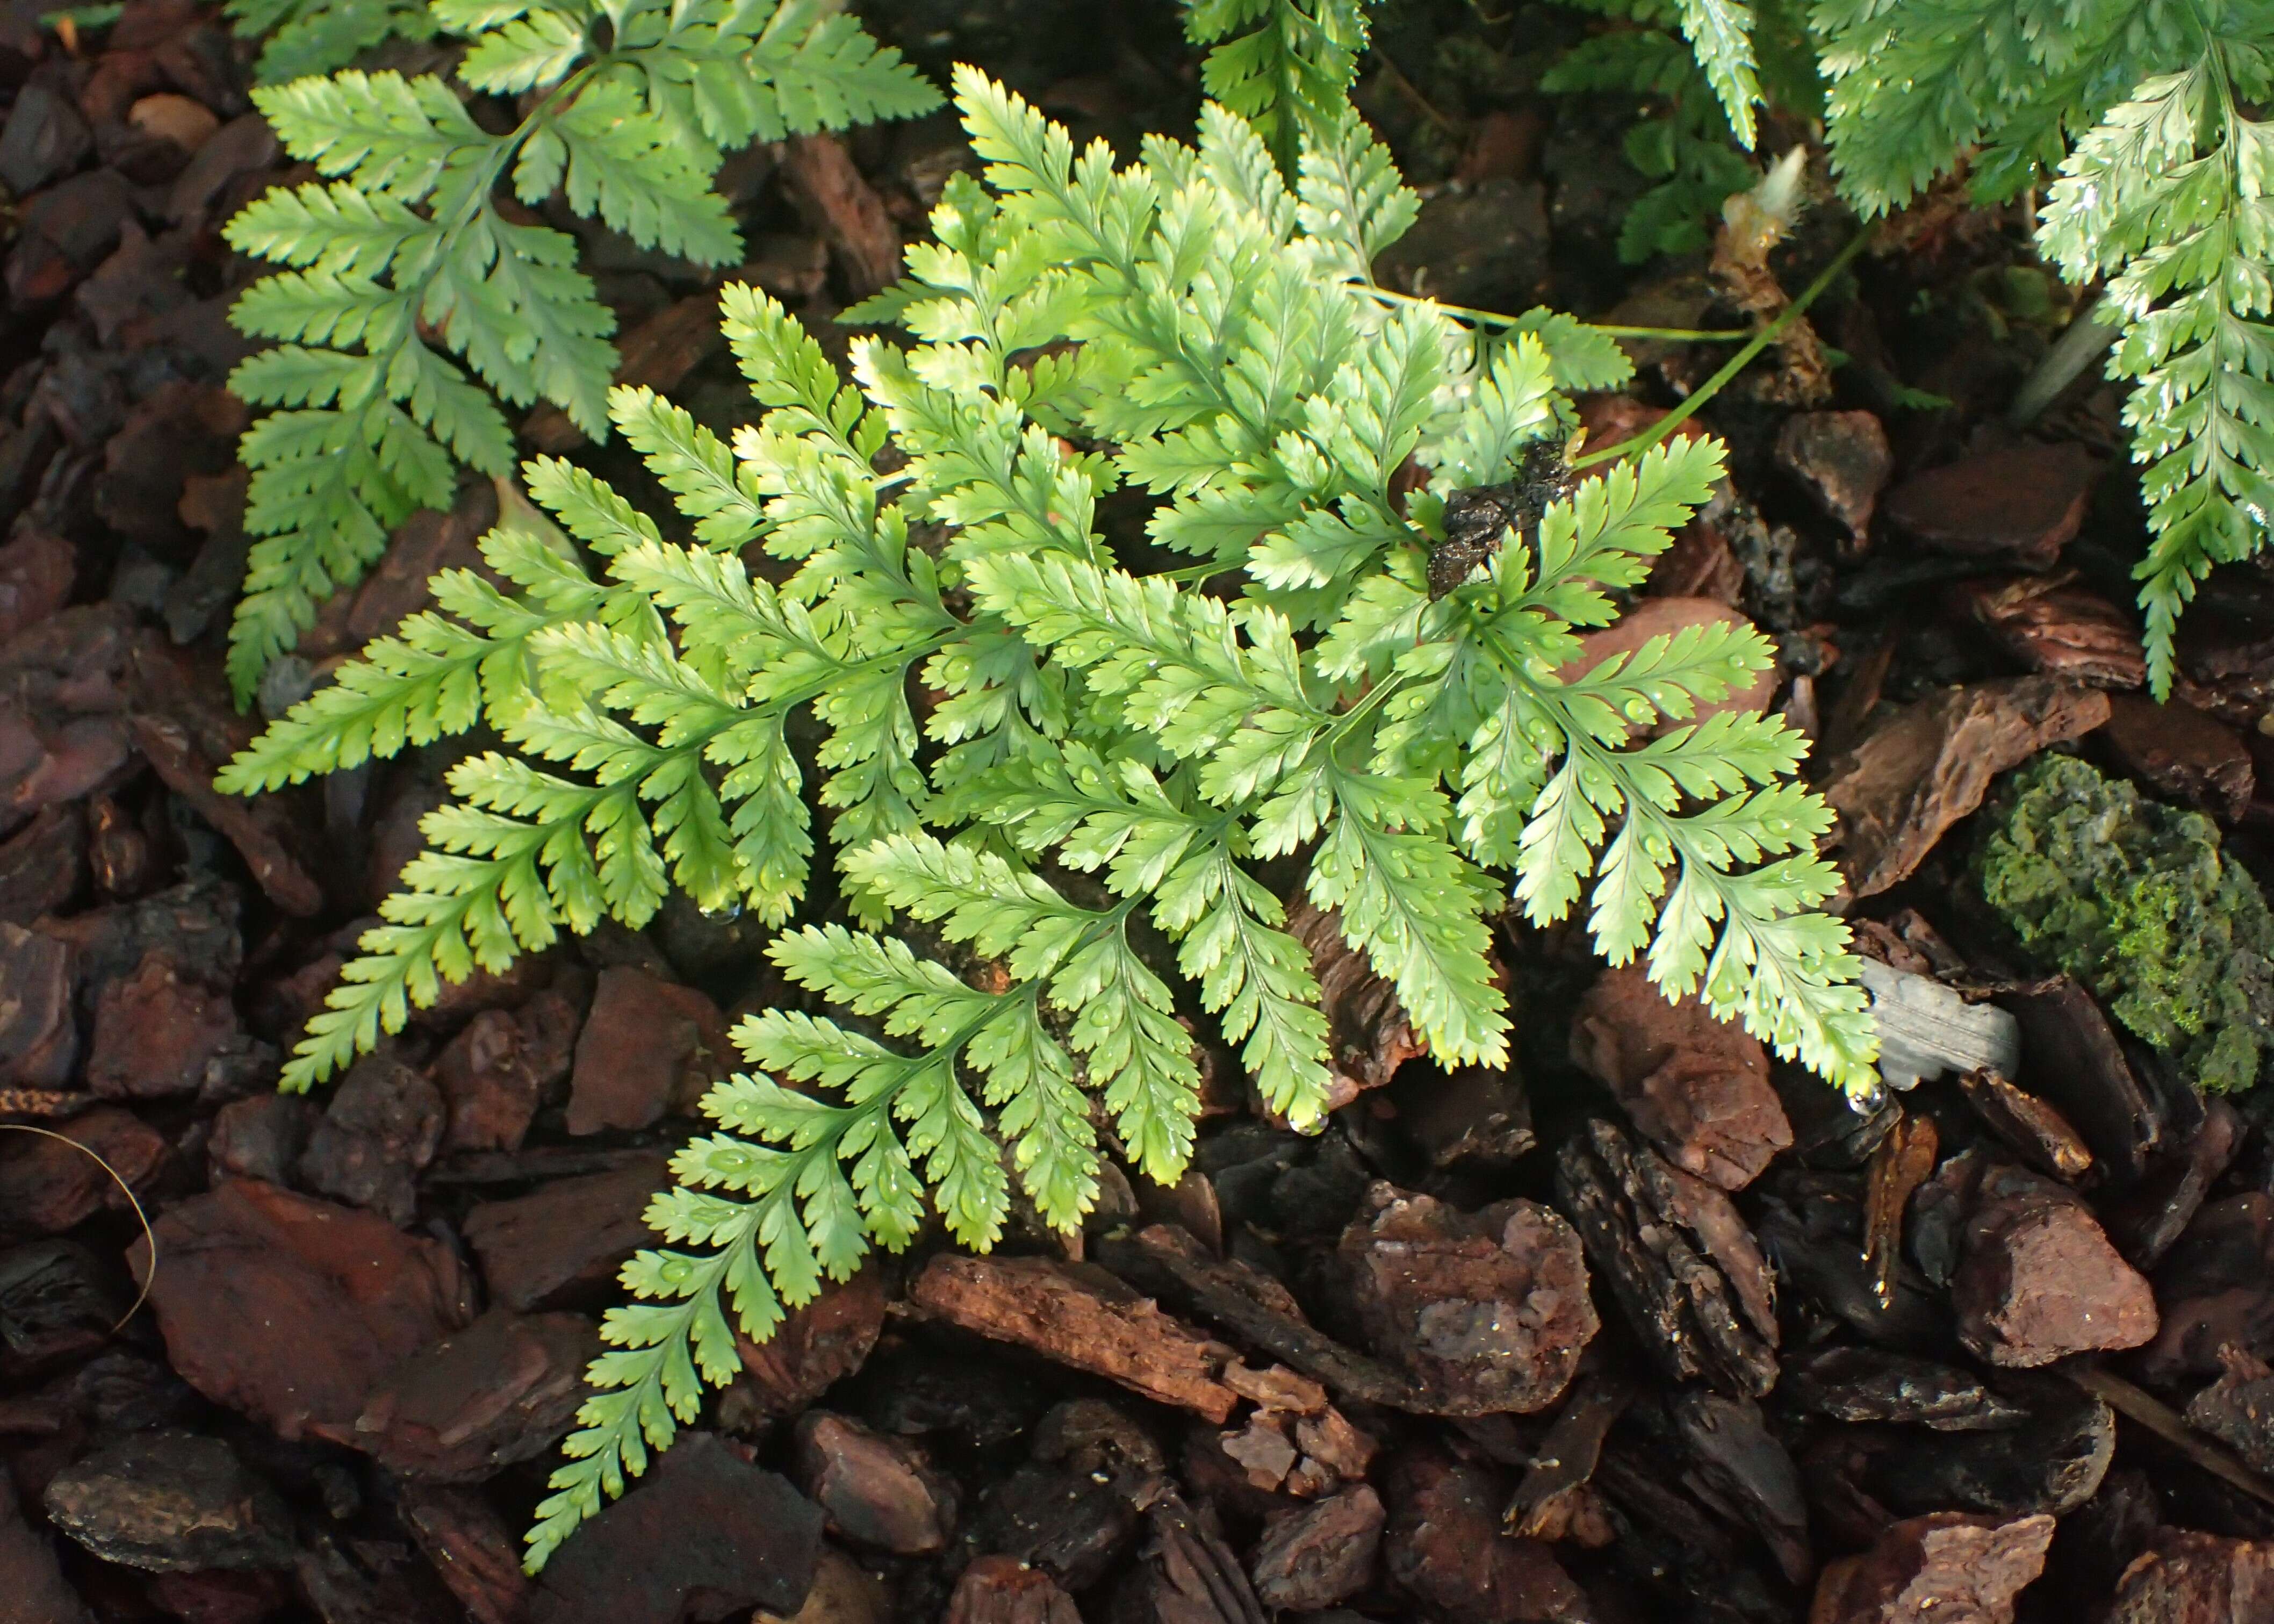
[1569,964,1790,1190]
[1808,1512,2053,1624]
[565,965,728,1134]
[1335,1183,1597,1415]
[131,1180,475,1440]
[793,1411,958,1555]
[1953,1165,2158,1367]
[910,1254,1243,1422]
[1249,1484,1384,1612]
[2105,1529,2274,1624]
[942,1555,1082,1624]
[1822,676,2110,897]
[1383,1447,1594,1624]
[323,1307,601,1482]
[463,1153,673,1311]
[1883,441,2098,566]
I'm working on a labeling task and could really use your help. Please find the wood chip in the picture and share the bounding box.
[910,1255,1243,1422]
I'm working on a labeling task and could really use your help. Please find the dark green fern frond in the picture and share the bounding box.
[222,0,938,705]
[1181,0,1373,170]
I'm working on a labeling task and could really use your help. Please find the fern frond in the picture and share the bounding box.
[223,71,1875,1568]
[2040,60,2274,696]
[228,0,436,81]
[1182,0,1373,171]
[1676,0,1764,148]
[221,0,939,703]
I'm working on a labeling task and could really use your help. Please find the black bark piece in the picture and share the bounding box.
[529,1433,822,1624]
[0,76,91,196]
[1428,443,1578,599]
[1507,1373,1632,1536]
[1669,1390,1812,1586]
[967,1465,1146,1592]
[0,1239,129,1379]
[1773,1063,1901,1169]
[43,1429,296,1572]
[1196,1123,1373,1241]
[1957,1068,2093,1181]
[2185,1348,2274,1478]
[1862,1382,2114,1517]
[1120,1492,1266,1624]
[1395,1060,1536,1170]
[1782,1347,2028,1432]
[1554,1119,1778,1396]
[2144,1193,2274,1383]
[2104,1096,2243,1269]
[1997,976,2160,1183]
[2041,1468,2162,1615]
[1755,1179,1952,1353]
[856,1347,1052,1451]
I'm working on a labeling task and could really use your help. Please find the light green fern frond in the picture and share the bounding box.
[2040,55,2274,696]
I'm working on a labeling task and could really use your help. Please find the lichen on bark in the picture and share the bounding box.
[1977,753,2274,1094]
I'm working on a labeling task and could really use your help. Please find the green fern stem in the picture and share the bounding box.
[1571,220,1872,470]
[1367,285,1752,342]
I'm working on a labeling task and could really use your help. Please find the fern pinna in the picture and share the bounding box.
[1544,0,1820,260]
[1812,0,2274,695]
[221,73,1879,1566]
[1179,0,1372,169]
[218,0,937,706]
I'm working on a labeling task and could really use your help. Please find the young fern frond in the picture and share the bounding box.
[223,74,1876,1567]
[221,0,937,705]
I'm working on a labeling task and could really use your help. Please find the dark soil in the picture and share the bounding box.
[5,2,2274,1622]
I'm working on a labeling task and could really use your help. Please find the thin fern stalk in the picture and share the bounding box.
[1571,221,1873,470]
[1366,284,1753,341]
